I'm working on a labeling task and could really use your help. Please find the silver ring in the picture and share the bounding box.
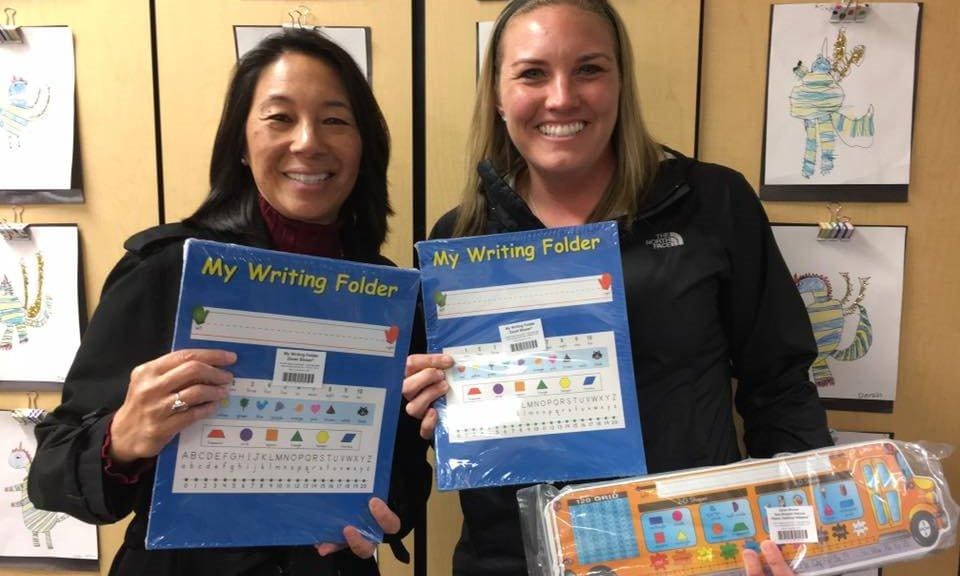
[171,391,190,413]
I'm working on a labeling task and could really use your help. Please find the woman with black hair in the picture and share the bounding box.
[28,29,429,576]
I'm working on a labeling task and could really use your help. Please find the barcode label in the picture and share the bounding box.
[282,372,315,384]
[498,319,545,353]
[510,340,539,353]
[273,349,325,389]
[767,505,818,544]
[776,529,808,541]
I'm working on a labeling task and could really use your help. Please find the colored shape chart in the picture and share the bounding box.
[698,497,757,543]
[173,381,384,494]
[201,424,361,450]
[640,506,698,553]
[443,331,625,442]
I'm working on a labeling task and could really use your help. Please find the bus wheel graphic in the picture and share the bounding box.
[910,511,938,547]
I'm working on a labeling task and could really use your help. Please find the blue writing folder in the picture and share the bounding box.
[146,239,419,549]
[416,222,646,491]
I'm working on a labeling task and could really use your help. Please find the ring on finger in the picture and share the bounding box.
[170,391,190,414]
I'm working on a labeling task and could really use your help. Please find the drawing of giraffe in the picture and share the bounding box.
[4,442,69,549]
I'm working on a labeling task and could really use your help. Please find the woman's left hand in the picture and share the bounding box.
[314,497,401,559]
[742,540,796,576]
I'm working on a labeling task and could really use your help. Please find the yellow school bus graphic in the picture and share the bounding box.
[547,441,951,575]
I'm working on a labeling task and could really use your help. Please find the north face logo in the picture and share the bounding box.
[645,232,684,249]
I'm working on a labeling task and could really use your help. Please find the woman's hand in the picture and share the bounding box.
[401,353,454,439]
[109,349,236,464]
[314,497,401,559]
[742,541,796,576]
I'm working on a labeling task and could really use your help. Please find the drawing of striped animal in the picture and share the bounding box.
[794,272,872,387]
[0,76,51,149]
[790,28,875,178]
[5,442,69,549]
[1,252,52,350]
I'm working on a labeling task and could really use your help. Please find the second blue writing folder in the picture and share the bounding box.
[416,222,647,491]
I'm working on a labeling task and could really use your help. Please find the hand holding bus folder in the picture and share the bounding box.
[146,239,419,549]
[520,440,957,576]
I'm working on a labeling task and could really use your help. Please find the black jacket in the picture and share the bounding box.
[430,150,832,576]
[28,222,431,576]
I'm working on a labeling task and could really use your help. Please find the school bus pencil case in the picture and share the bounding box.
[518,440,957,576]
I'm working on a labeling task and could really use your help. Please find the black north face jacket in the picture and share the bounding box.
[429,149,832,576]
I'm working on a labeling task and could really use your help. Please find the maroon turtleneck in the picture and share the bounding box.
[257,195,343,258]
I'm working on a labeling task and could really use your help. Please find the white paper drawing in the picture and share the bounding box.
[772,226,905,405]
[0,27,75,191]
[476,21,494,76]
[0,415,98,559]
[764,4,919,186]
[235,26,371,82]
[0,226,81,383]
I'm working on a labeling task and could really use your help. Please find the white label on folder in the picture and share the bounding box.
[272,348,326,388]
[767,506,818,544]
[498,318,546,353]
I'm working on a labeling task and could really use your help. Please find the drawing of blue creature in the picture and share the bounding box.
[789,28,875,178]
[0,75,50,149]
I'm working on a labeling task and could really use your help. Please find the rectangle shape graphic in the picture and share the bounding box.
[190,307,397,357]
[436,274,613,319]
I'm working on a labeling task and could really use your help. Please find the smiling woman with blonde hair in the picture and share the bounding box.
[402,1,830,574]
[454,0,661,237]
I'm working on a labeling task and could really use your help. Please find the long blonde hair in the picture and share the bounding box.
[453,0,662,237]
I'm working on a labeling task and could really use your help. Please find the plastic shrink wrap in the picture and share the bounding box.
[519,440,956,576]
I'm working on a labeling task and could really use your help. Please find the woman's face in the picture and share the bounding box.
[244,52,361,224]
[497,4,620,180]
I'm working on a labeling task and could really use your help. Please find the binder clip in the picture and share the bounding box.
[282,6,310,30]
[11,391,46,425]
[0,7,23,44]
[817,203,855,240]
[830,1,869,24]
[0,206,30,241]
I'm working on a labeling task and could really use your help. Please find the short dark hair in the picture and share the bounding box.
[186,28,392,258]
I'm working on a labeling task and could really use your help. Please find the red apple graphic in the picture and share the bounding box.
[598,273,612,290]
[385,325,400,344]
